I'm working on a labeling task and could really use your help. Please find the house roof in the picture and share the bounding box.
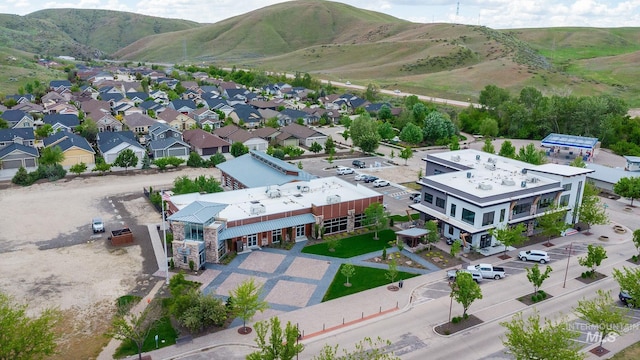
[213,124,241,138]
[139,100,164,111]
[216,150,317,187]
[183,129,230,149]
[101,93,124,103]
[586,163,640,185]
[157,108,183,122]
[49,80,72,88]
[149,137,189,150]
[279,123,326,139]
[125,92,149,101]
[1,109,30,123]
[0,142,39,159]
[43,114,80,128]
[250,127,279,139]
[232,104,262,123]
[97,131,144,153]
[43,132,94,153]
[226,128,253,143]
[279,108,308,120]
[169,99,197,111]
[624,156,640,164]
[124,113,158,128]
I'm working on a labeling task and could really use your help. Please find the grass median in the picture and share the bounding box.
[323,264,419,301]
[302,229,396,258]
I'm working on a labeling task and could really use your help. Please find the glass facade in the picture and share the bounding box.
[462,209,475,225]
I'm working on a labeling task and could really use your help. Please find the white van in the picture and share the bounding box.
[336,167,354,175]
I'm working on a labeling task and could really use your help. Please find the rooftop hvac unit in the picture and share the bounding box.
[521,169,528,174]
[267,189,281,198]
[451,155,461,162]
[250,203,266,215]
[521,181,527,188]
[476,154,481,161]
[528,177,539,183]
[326,194,341,204]
[502,179,516,186]
[466,172,472,178]
[478,183,493,190]
[484,163,496,171]
[487,157,496,164]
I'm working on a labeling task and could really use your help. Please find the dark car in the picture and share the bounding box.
[619,290,634,307]
[363,175,379,183]
[409,193,420,201]
[352,160,366,168]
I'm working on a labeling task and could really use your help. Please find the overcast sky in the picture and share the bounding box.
[3,0,640,29]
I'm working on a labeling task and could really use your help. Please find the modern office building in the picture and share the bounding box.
[167,176,382,270]
[410,149,593,250]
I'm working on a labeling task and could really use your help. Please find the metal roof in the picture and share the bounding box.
[541,133,598,150]
[216,151,317,187]
[168,201,228,223]
[218,214,315,241]
[396,228,429,237]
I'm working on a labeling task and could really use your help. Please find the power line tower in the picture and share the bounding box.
[456,1,460,22]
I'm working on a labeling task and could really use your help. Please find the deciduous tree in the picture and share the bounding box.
[247,317,303,360]
[498,140,516,159]
[364,202,388,240]
[309,141,323,153]
[230,278,269,334]
[526,264,552,294]
[489,223,527,256]
[574,289,628,350]
[341,263,356,287]
[613,176,640,206]
[613,267,640,308]
[516,143,547,165]
[450,271,482,317]
[313,337,399,360]
[425,220,439,251]
[481,138,495,154]
[113,149,139,172]
[501,310,583,360]
[577,181,608,233]
[399,122,423,145]
[578,244,607,278]
[398,146,413,165]
[537,205,571,246]
[40,145,65,165]
[0,292,62,360]
[324,136,336,154]
[230,142,249,157]
[69,162,87,175]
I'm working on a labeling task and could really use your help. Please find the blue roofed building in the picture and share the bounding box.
[166,176,383,268]
[216,150,317,190]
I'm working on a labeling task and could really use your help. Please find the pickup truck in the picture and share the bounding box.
[447,269,483,283]
[467,263,506,280]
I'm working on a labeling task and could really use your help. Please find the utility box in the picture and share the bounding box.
[109,227,134,246]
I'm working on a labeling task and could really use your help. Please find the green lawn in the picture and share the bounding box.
[302,229,396,258]
[322,264,420,301]
[114,316,177,358]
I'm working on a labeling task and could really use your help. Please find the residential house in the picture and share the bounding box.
[124,113,158,136]
[139,100,166,115]
[90,113,123,133]
[80,99,112,121]
[277,123,328,147]
[214,125,267,151]
[0,128,38,169]
[43,132,95,167]
[41,91,68,108]
[250,127,279,143]
[97,131,145,166]
[149,89,169,104]
[125,92,149,104]
[44,102,79,115]
[223,88,250,105]
[48,80,72,92]
[43,114,80,133]
[204,98,234,118]
[6,94,36,104]
[191,108,221,129]
[157,108,196,131]
[168,99,198,115]
[229,104,263,128]
[1,110,35,129]
[182,129,230,156]
[13,102,44,115]
[147,122,190,159]
[278,108,312,125]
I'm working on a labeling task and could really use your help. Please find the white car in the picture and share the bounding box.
[394,89,401,94]
[345,81,351,85]
[518,250,550,264]
[354,173,366,181]
[373,179,390,187]
[336,166,354,175]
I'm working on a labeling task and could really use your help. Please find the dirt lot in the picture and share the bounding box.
[0,167,216,359]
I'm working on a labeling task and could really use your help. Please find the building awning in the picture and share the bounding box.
[396,228,429,237]
[410,203,492,235]
[541,133,598,150]
[219,213,315,241]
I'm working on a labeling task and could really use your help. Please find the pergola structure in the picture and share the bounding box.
[396,228,430,248]
[541,133,599,162]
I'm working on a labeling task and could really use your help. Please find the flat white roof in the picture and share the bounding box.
[170,176,380,222]
[426,150,559,198]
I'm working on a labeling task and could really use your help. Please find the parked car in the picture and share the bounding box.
[409,193,421,201]
[373,179,390,187]
[447,269,483,283]
[467,264,506,280]
[345,81,351,85]
[446,238,461,246]
[352,160,366,168]
[619,290,635,307]
[92,217,105,233]
[336,166,354,175]
[412,194,421,203]
[394,89,401,94]
[354,173,366,181]
[518,250,550,264]
[363,175,379,183]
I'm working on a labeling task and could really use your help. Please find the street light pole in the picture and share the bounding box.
[161,190,169,285]
[563,242,573,288]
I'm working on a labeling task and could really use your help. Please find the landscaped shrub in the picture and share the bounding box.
[11,166,31,186]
